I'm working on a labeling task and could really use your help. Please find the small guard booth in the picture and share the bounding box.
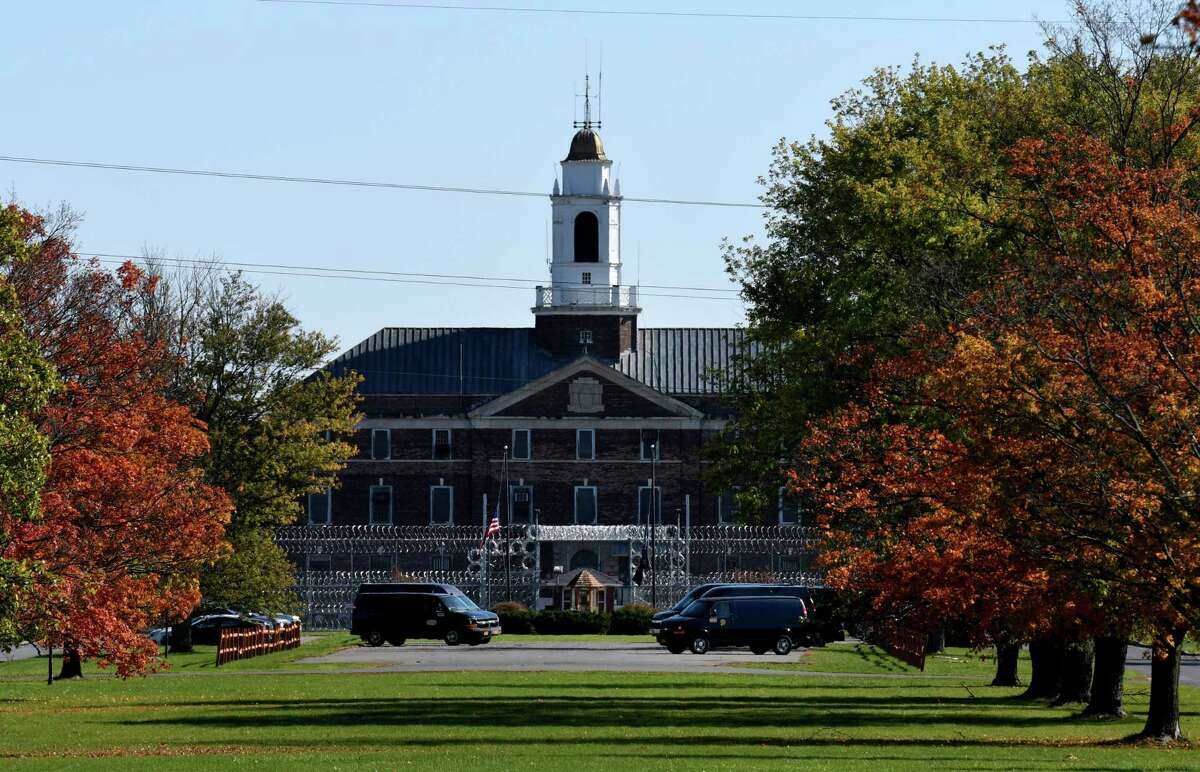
[545,568,623,612]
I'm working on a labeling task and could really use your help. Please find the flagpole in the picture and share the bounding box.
[503,444,511,602]
[651,442,657,609]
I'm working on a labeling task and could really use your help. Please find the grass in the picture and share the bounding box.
[742,643,1037,680]
[0,633,360,679]
[0,637,1196,769]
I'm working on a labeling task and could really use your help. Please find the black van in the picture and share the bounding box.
[650,595,807,655]
[653,584,809,646]
[651,583,726,624]
[351,583,500,647]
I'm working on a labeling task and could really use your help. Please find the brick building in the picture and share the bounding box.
[280,105,817,618]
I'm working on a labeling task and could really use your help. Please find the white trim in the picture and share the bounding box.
[640,429,661,461]
[369,484,394,525]
[430,484,454,525]
[511,428,532,460]
[307,489,331,525]
[573,485,598,524]
[469,356,704,419]
[370,428,391,460]
[432,428,452,460]
[576,428,596,460]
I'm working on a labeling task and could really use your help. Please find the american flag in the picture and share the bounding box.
[480,514,501,546]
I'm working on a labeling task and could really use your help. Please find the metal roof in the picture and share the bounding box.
[327,327,752,396]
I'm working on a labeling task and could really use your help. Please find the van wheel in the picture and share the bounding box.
[387,637,405,647]
[750,645,768,655]
[365,630,385,647]
[689,636,710,655]
[773,635,793,656]
[444,630,461,646]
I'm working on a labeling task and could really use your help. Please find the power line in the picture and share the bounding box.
[0,155,764,209]
[257,0,1056,25]
[89,254,742,301]
[85,250,741,293]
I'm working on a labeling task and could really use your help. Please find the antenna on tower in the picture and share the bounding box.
[574,74,600,131]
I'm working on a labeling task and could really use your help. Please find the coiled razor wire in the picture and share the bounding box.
[281,524,823,628]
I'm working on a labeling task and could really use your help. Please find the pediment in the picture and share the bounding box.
[469,357,703,419]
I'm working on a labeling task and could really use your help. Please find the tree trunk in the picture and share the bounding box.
[1085,636,1127,718]
[55,645,83,680]
[1054,638,1094,705]
[169,618,193,653]
[1022,636,1064,699]
[1140,624,1187,742]
[992,642,1022,686]
[926,628,946,655]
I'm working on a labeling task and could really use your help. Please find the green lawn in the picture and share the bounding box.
[0,638,1196,770]
[743,643,1037,680]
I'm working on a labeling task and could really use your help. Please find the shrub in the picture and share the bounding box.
[609,602,655,635]
[491,601,535,634]
[533,609,610,634]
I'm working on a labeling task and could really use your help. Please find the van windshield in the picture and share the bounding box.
[442,595,480,611]
[681,600,710,618]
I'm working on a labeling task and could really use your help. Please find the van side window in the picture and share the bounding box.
[713,601,732,619]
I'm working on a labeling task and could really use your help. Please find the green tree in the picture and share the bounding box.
[0,205,58,649]
[144,267,360,615]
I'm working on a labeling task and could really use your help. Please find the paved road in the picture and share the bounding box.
[302,640,896,677]
[1,643,41,663]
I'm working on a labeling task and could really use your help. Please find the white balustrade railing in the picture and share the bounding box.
[534,285,639,309]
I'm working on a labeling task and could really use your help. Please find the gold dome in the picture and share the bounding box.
[565,128,607,161]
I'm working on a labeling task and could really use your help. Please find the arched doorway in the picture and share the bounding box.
[573,211,599,262]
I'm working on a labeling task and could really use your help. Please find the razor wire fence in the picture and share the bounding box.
[281,524,823,629]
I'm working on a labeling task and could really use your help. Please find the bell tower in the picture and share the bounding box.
[533,76,641,360]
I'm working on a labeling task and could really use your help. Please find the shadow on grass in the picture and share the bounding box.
[123,689,1085,734]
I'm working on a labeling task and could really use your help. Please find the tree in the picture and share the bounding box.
[0,205,58,651]
[3,211,231,677]
[141,267,359,617]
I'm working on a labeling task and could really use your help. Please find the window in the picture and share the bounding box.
[574,211,599,262]
[574,486,598,524]
[370,428,391,460]
[510,484,533,524]
[432,429,451,460]
[640,429,660,460]
[430,485,454,525]
[511,429,531,460]
[581,271,592,285]
[718,490,739,525]
[576,429,595,460]
[779,486,803,525]
[307,489,330,525]
[369,485,393,525]
[431,554,452,571]
[638,486,662,525]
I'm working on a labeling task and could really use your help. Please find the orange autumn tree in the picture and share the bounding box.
[792,354,1061,686]
[920,132,1200,741]
[2,208,230,677]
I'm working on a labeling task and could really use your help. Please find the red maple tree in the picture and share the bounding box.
[2,208,230,677]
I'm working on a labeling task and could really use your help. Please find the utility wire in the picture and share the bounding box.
[257,0,1056,25]
[85,250,741,293]
[0,155,764,209]
[90,255,741,301]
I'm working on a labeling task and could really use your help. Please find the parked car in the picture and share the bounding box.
[650,595,808,655]
[189,614,267,646]
[651,583,727,624]
[653,585,809,646]
[272,612,302,628]
[351,583,500,647]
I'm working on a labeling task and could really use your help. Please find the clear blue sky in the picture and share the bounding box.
[3,1,1069,354]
